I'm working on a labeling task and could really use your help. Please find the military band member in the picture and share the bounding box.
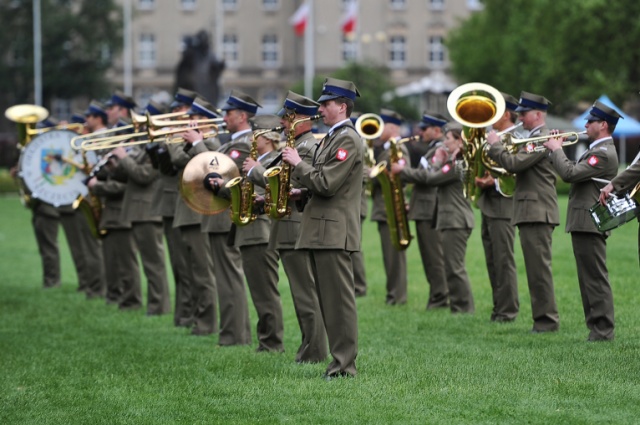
[85,100,138,306]
[393,127,475,313]
[475,93,520,322]
[486,91,560,333]
[248,92,328,363]
[544,101,621,341]
[350,112,369,297]
[105,90,136,128]
[371,108,410,305]
[409,113,449,309]
[282,77,363,379]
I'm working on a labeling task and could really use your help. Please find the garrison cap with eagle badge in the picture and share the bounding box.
[501,92,520,112]
[514,91,551,112]
[278,91,320,117]
[187,97,220,119]
[106,89,137,110]
[380,108,404,126]
[170,87,198,110]
[585,100,623,125]
[220,89,262,114]
[84,100,108,120]
[419,112,448,129]
[317,77,360,103]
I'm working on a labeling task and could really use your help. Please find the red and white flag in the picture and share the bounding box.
[289,3,310,37]
[341,1,358,34]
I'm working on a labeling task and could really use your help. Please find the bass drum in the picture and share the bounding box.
[17,130,97,207]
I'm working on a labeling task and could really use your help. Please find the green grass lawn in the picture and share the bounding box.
[1,194,640,424]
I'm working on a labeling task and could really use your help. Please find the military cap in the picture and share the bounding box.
[84,100,108,119]
[514,91,551,112]
[170,87,198,110]
[220,89,261,114]
[278,91,320,117]
[70,113,86,124]
[38,117,60,128]
[114,117,133,135]
[317,77,360,102]
[250,114,282,131]
[420,112,448,129]
[107,90,137,110]
[380,108,404,126]
[186,97,220,119]
[145,100,169,116]
[585,100,623,125]
[501,92,520,112]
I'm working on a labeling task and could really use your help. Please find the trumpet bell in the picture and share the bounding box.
[180,151,240,215]
[447,83,506,129]
[355,113,384,140]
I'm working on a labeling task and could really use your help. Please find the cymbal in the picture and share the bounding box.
[180,151,240,215]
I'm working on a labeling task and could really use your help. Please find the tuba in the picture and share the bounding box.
[227,126,284,226]
[369,135,419,250]
[447,83,506,206]
[264,114,322,219]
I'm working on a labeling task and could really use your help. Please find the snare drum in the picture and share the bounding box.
[589,194,640,232]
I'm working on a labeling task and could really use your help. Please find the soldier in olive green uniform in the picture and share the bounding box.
[475,93,520,322]
[545,101,621,341]
[371,109,410,305]
[487,91,560,333]
[283,78,363,379]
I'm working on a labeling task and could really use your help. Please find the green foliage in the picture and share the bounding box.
[447,0,640,113]
[0,0,123,106]
[291,62,420,121]
[2,196,640,424]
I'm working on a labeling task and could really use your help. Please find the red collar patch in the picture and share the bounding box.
[587,155,598,166]
[442,164,451,173]
[230,150,240,159]
[336,148,348,161]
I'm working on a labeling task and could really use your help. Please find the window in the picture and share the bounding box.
[262,0,278,11]
[390,0,406,9]
[222,0,237,11]
[137,0,154,10]
[261,89,280,113]
[262,34,279,68]
[429,35,445,67]
[180,0,196,11]
[429,0,444,10]
[222,34,239,66]
[342,35,358,62]
[51,98,71,120]
[388,35,406,68]
[138,33,156,67]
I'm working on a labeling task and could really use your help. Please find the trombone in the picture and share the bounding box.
[507,130,586,153]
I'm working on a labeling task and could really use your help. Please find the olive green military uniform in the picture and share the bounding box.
[488,125,560,332]
[611,160,640,265]
[352,146,369,297]
[550,138,618,340]
[30,201,61,288]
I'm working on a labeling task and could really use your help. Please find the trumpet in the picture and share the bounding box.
[508,130,586,153]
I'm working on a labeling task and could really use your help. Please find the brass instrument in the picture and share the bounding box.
[72,150,105,239]
[5,104,50,146]
[355,113,384,167]
[479,122,523,197]
[447,83,506,206]
[264,114,323,219]
[226,126,284,226]
[507,130,586,154]
[369,135,419,250]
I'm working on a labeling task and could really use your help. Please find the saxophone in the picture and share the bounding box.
[226,127,283,226]
[264,114,322,220]
[369,135,418,251]
[73,150,105,238]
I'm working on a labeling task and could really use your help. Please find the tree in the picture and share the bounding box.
[446,0,640,114]
[291,61,420,121]
[0,0,123,120]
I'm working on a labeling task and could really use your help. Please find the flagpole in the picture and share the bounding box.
[303,0,314,98]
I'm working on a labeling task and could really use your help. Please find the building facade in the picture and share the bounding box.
[108,0,482,112]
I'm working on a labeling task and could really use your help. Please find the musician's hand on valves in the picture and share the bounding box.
[486,130,499,146]
[181,128,203,145]
[282,147,301,167]
[111,146,128,160]
[289,188,303,200]
[475,170,495,189]
[390,161,405,175]
[599,182,615,205]
[243,157,258,174]
[543,129,563,152]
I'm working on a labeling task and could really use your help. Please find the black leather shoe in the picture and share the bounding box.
[321,371,352,381]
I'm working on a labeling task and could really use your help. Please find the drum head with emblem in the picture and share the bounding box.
[18,130,97,207]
